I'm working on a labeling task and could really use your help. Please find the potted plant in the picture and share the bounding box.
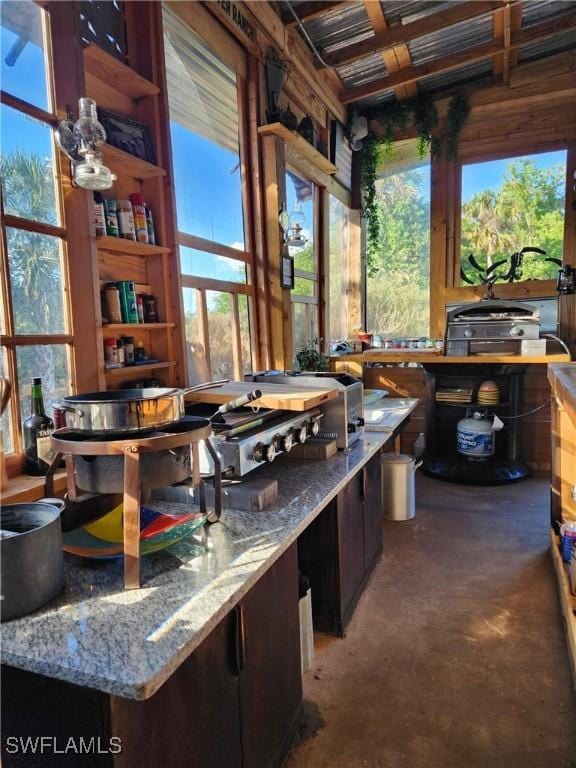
[295,337,330,372]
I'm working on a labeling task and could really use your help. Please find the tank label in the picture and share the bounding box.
[457,429,494,456]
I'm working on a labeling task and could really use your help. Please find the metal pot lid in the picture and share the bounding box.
[62,388,177,404]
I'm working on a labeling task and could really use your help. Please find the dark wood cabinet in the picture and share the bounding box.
[2,546,302,768]
[298,452,383,636]
[239,544,302,768]
[363,453,384,573]
[338,469,365,618]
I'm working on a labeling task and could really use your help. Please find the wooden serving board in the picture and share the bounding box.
[184,381,338,412]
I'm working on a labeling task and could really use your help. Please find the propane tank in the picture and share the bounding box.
[457,410,498,459]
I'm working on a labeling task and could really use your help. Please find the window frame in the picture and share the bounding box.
[286,164,323,353]
[451,144,569,296]
[163,3,257,381]
[0,2,76,472]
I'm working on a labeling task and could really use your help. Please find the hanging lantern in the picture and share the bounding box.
[287,202,308,248]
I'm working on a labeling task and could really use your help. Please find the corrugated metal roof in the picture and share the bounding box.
[408,14,493,66]
[337,51,388,88]
[418,60,493,95]
[301,2,374,54]
[283,0,576,103]
[518,27,576,61]
[379,1,453,26]
[521,0,576,27]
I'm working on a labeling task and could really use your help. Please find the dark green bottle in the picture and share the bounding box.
[23,378,54,476]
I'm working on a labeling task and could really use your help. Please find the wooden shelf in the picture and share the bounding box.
[258,123,337,176]
[550,531,576,689]
[104,361,175,379]
[333,352,572,365]
[83,44,159,100]
[96,236,170,257]
[3,471,67,504]
[104,144,166,180]
[102,323,175,332]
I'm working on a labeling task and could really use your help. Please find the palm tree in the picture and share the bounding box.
[1,150,65,408]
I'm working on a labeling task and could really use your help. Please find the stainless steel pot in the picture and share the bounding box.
[1,499,65,622]
[75,446,191,494]
[55,381,227,435]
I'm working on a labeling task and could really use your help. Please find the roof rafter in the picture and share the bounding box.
[341,13,576,104]
[321,0,505,69]
[363,0,417,100]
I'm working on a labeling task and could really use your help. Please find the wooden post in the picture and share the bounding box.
[123,446,141,590]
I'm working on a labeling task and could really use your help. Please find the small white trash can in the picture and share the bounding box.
[380,453,422,521]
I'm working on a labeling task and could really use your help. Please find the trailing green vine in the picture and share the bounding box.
[359,92,470,264]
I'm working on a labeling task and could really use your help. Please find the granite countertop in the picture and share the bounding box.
[1,433,389,701]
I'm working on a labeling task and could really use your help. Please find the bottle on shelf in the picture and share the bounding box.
[145,204,156,245]
[104,283,123,323]
[104,198,120,237]
[129,193,149,244]
[117,199,136,241]
[118,280,139,324]
[93,192,106,237]
[23,378,55,476]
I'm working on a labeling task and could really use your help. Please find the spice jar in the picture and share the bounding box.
[134,342,147,362]
[104,283,122,323]
[136,295,145,324]
[116,337,125,366]
[123,336,135,366]
[93,192,106,237]
[104,337,119,367]
[143,294,158,323]
[117,199,136,241]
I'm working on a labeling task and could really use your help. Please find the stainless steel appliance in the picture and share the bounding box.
[245,371,364,451]
[445,300,541,356]
[187,404,323,476]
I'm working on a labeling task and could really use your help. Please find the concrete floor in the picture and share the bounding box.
[286,475,576,768]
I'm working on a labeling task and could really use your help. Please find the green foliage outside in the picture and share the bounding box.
[1,150,70,442]
[460,158,565,283]
[367,167,431,338]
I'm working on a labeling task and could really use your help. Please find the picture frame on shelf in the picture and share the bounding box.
[98,107,156,164]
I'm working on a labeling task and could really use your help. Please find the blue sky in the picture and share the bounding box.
[461,150,567,202]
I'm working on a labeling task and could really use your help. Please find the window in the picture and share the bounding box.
[328,195,351,344]
[286,168,319,354]
[163,5,254,382]
[1,1,73,461]
[366,154,431,338]
[460,150,567,285]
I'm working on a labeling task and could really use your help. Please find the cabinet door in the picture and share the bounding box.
[239,544,302,768]
[337,470,365,624]
[111,611,242,768]
[363,453,383,573]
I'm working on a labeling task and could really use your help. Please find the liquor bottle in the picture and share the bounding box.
[23,378,55,476]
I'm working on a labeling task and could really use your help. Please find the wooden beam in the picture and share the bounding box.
[324,1,504,68]
[363,0,417,100]
[342,13,576,103]
[283,1,351,26]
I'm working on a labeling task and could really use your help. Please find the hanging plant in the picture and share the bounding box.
[359,92,470,260]
[445,93,470,162]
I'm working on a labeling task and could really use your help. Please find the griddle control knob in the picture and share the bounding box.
[274,432,294,453]
[307,419,320,437]
[509,326,524,337]
[464,328,475,338]
[295,425,308,444]
[253,442,276,463]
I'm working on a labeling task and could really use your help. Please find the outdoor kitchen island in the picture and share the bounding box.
[1,432,392,768]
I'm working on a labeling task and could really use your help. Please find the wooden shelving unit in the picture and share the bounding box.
[258,123,337,176]
[83,44,160,100]
[102,322,175,332]
[96,236,170,257]
[105,361,176,380]
[104,144,166,180]
[84,42,179,392]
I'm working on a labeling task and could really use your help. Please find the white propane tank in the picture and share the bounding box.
[457,411,496,458]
